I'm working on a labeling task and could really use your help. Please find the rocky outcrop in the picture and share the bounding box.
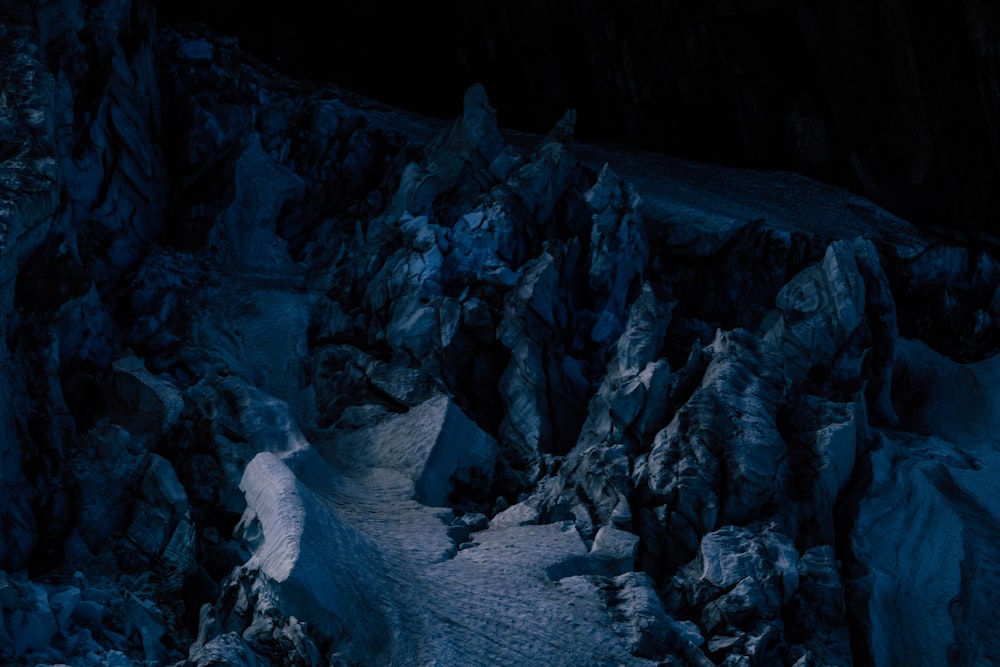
[635,328,789,576]
[6,3,1000,666]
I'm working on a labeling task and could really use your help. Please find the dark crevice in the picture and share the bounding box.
[833,432,878,667]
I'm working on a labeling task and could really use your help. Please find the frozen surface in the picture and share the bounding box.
[237,413,658,666]
[852,339,1000,666]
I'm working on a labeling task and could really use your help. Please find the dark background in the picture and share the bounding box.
[155,0,1000,237]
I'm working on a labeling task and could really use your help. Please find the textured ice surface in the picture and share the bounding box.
[852,338,1000,666]
[238,414,657,665]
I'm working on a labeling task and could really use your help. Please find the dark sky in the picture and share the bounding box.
[156,2,814,151]
[155,1,1000,235]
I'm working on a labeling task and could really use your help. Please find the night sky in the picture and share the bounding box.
[156,0,1000,236]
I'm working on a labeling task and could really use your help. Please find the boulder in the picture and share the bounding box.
[124,454,196,589]
[763,238,897,423]
[667,526,800,664]
[188,632,258,667]
[578,281,674,448]
[108,355,184,437]
[590,526,640,575]
[332,394,497,507]
[0,575,57,656]
[602,572,713,666]
[636,329,788,574]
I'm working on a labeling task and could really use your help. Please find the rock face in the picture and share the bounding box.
[4,2,1000,666]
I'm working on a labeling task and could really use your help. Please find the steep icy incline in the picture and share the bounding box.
[850,338,1000,667]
